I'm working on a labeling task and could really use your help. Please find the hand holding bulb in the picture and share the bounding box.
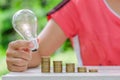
[12,9,39,51]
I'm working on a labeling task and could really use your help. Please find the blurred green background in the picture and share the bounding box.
[0,0,77,80]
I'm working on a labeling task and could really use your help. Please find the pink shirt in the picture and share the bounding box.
[48,0,120,66]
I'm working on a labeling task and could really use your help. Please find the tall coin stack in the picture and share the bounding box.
[66,63,75,73]
[41,56,50,73]
[53,61,62,73]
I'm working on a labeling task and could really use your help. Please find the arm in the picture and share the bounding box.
[7,19,67,71]
[28,19,67,68]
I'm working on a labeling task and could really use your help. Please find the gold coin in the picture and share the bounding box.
[53,61,62,65]
[66,63,75,73]
[41,62,50,65]
[41,56,50,73]
[41,65,50,73]
[54,67,62,73]
[53,61,62,73]
[41,56,50,62]
[78,67,87,72]
[41,65,50,68]
[89,69,98,72]
[53,61,62,68]
[41,69,50,73]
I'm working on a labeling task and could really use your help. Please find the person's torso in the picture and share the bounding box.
[74,0,120,65]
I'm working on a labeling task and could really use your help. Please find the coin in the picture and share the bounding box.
[41,56,50,73]
[53,61,62,65]
[54,67,62,73]
[41,56,50,62]
[77,67,87,73]
[53,61,62,73]
[66,63,75,73]
[89,69,98,72]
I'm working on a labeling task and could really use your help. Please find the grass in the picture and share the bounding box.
[0,49,77,80]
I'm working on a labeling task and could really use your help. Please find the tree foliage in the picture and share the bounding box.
[0,0,72,54]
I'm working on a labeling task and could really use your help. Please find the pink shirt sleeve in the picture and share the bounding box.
[49,0,80,38]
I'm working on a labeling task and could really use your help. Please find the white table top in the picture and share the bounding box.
[2,66,120,80]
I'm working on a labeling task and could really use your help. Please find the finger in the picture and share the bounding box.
[7,58,28,67]
[8,40,33,50]
[7,64,27,72]
[7,50,32,61]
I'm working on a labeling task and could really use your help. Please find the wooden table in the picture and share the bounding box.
[2,66,120,80]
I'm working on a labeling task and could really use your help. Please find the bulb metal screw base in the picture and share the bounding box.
[31,38,39,52]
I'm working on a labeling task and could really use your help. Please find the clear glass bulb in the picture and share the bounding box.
[12,9,39,51]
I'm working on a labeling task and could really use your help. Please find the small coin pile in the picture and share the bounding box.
[41,56,50,73]
[66,63,75,73]
[53,61,62,73]
[77,67,87,73]
[89,69,98,72]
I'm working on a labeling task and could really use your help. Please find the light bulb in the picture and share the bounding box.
[12,9,39,51]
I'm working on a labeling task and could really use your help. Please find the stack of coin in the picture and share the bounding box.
[77,67,87,73]
[66,63,75,73]
[53,61,62,73]
[89,69,98,73]
[41,56,50,73]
